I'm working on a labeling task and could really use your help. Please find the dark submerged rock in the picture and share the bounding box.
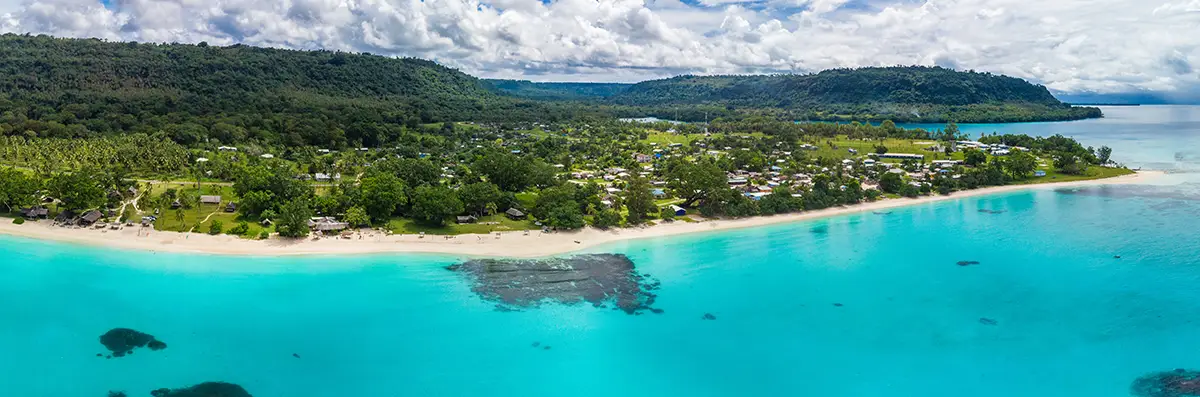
[702,313,717,320]
[447,254,660,314]
[292,353,300,359]
[956,261,981,266]
[1131,369,1200,397]
[1115,255,1122,259]
[977,209,1007,214]
[108,391,128,397]
[833,303,844,307]
[98,328,166,358]
[149,382,252,397]
[979,317,998,326]
[543,346,551,350]
[531,342,540,348]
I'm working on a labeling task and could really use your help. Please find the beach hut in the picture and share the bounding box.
[308,217,349,232]
[224,202,238,213]
[200,195,222,205]
[456,215,478,224]
[79,210,103,226]
[668,205,687,217]
[505,208,527,220]
[20,206,48,219]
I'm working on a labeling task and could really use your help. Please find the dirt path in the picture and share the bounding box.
[189,210,221,233]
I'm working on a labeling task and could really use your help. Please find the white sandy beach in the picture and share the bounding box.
[0,171,1165,258]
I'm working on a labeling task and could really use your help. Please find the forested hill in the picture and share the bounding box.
[0,36,1099,149]
[0,34,536,147]
[607,67,1101,122]
[485,80,632,101]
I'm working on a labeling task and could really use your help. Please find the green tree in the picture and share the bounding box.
[945,122,960,137]
[473,152,535,192]
[622,177,656,224]
[1097,146,1113,165]
[592,208,623,229]
[47,170,105,211]
[377,158,441,188]
[227,222,250,236]
[667,160,726,207]
[275,198,313,238]
[964,149,987,166]
[238,190,275,217]
[359,173,407,222]
[1003,151,1037,179]
[545,204,585,229]
[533,184,579,220]
[344,206,370,228]
[207,220,224,235]
[879,172,903,194]
[0,167,40,212]
[458,182,501,216]
[409,185,464,225]
[842,179,864,204]
[658,206,677,221]
[758,186,800,215]
[874,145,889,155]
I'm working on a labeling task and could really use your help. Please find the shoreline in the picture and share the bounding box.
[0,171,1164,258]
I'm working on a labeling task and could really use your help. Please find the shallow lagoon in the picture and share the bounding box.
[4,107,1200,397]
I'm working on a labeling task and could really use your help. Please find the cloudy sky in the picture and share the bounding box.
[1,0,1197,96]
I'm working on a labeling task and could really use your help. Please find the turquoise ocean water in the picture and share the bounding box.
[4,106,1200,396]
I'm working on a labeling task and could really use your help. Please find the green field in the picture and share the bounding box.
[1012,165,1135,185]
[640,131,703,146]
[386,214,538,235]
[808,136,963,163]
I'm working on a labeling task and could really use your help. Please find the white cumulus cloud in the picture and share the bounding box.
[0,0,1196,94]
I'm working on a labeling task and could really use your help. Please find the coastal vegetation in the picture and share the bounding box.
[1,115,1127,238]
[0,36,1130,239]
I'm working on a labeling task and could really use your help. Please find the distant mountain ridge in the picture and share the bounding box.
[612,67,1063,107]
[487,67,1102,123]
[484,80,632,101]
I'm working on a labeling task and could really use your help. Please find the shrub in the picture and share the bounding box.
[864,189,882,201]
[592,208,622,229]
[226,222,250,236]
[207,220,224,235]
[13,217,25,225]
[658,207,676,221]
[258,231,270,239]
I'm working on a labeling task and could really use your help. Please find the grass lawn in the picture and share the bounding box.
[640,131,704,146]
[141,184,272,237]
[1011,165,1135,185]
[809,136,963,163]
[386,214,539,235]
